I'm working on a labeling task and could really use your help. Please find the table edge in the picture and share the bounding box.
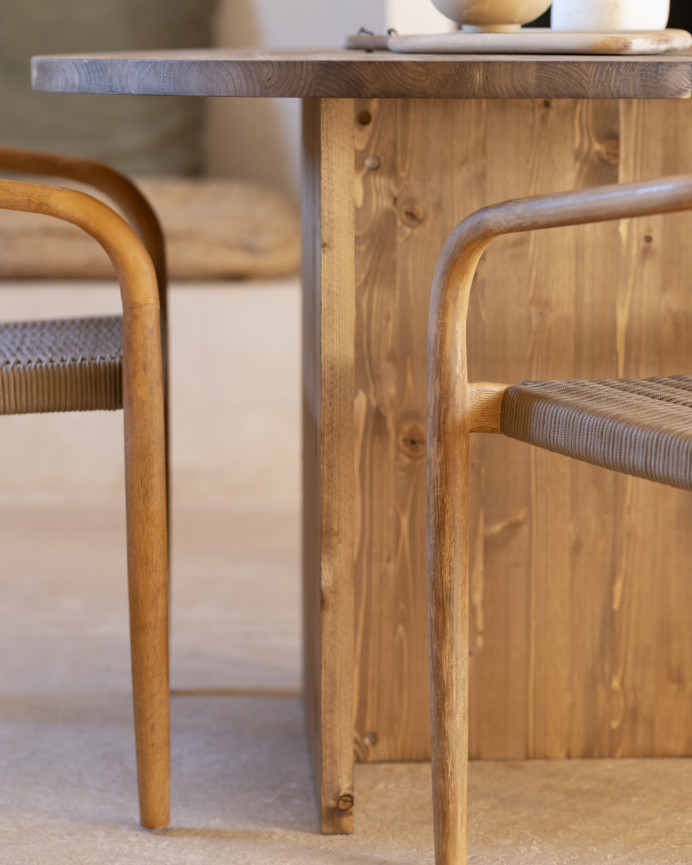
[31,50,692,100]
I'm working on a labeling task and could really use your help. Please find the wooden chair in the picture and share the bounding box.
[0,149,169,829]
[426,174,692,865]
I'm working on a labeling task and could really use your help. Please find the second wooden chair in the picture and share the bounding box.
[426,174,692,865]
[0,148,169,829]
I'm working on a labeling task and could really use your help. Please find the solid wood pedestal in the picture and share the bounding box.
[302,96,692,832]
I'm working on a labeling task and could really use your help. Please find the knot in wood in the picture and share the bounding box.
[400,200,425,228]
[337,793,355,812]
[399,421,426,459]
[362,730,379,747]
[601,138,620,167]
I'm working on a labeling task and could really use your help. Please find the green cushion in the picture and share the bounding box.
[0,0,216,175]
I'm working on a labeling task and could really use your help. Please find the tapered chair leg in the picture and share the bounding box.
[427,223,476,865]
[427,453,470,865]
[122,304,170,829]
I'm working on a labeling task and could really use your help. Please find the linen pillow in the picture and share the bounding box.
[0,0,216,176]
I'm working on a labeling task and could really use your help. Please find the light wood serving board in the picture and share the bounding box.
[344,28,692,55]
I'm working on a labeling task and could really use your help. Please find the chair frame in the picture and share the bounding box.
[0,146,170,489]
[427,174,692,865]
[0,163,169,829]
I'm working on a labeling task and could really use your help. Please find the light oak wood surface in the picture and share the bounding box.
[350,98,692,778]
[304,95,692,833]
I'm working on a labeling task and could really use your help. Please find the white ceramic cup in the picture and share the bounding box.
[550,0,670,31]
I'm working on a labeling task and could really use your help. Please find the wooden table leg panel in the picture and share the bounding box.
[351,97,692,765]
[301,98,357,834]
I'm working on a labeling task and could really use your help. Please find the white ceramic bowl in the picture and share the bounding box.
[429,0,553,32]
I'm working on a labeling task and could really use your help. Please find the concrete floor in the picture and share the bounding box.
[3,501,692,865]
[1,280,692,863]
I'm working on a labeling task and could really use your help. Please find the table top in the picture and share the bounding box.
[32,47,692,100]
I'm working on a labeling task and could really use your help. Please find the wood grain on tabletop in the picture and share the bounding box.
[31,48,692,100]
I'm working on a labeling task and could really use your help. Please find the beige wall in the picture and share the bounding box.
[204,0,384,200]
[205,0,452,199]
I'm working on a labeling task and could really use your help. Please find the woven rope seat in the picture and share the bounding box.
[0,315,122,415]
[500,375,692,491]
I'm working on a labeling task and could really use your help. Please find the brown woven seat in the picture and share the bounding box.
[500,374,692,491]
[0,315,123,415]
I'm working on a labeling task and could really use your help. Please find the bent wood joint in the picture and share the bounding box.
[467,383,506,433]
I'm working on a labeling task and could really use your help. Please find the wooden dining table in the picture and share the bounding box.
[33,47,692,835]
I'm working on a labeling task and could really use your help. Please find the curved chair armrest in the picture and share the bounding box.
[0,153,172,562]
[0,146,166,306]
[429,173,692,425]
[0,178,158,309]
[0,175,170,830]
